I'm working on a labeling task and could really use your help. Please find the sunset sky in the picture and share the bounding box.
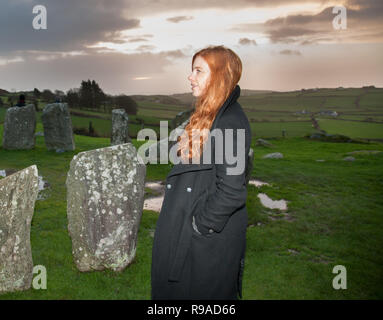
[0,0,382,95]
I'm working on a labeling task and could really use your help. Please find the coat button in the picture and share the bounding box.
[186,187,192,192]
[209,229,214,234]
[167,184,172,189]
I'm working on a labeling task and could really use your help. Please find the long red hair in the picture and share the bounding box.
[177,45,242,163]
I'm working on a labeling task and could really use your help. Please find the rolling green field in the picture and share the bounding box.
[318,119,383,140]
[251,121,316,138]
[0,125,382,299]
[1,86,382,140]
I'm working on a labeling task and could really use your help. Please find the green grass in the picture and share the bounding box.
[0,122,382,299]
[244,137,383,299]
[0,108,6,122]
[70,115,113,137]
[69,107,168,127]
[251,121,317,138]
[338,115,383,122]
[360,93,383,108]
[323,96,356,109]
[318,119,383,139]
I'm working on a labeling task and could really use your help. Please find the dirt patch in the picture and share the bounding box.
[143,180,165,213]
[248,179,270,187]
[258,193,288,211]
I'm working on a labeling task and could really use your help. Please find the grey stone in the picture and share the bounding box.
[0,165,39,293]
[111,109,131,146]
[2,105,36,150]
[34,131,44,137]
[66,143,146,272]
[262,152,283,159]
[41,103,75,151]
[245,148,254,186]
[310,132,326,139]
[308,131,358,143]
[343,156,355,161]
[256,138,273,147]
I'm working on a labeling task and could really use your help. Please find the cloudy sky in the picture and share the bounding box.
[0,0,382,95]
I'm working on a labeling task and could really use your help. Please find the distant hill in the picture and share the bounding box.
[0,88,9,95]
[170,93,195,106]
[241,89,275,96]
[170,88,275,106]
[129,94,188,106]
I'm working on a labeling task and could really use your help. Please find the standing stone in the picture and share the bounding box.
[0,165,39,293]
[41,103,75,151]
[2,104,36,150]
[66,143,146,272]
[111,109,131,145]
[245,148,254,186]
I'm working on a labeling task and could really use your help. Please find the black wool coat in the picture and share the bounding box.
[151,85,252,300]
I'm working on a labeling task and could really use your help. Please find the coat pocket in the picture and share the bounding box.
[189,188,213,238]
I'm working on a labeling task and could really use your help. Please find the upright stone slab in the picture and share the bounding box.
[0,165,39,293]
[66,143,146,272]
[2,104,36,150]
[41,103,75,151]
[245,148,254,186]
[111,109,131,146]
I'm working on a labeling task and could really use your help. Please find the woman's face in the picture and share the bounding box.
[188,55,211,97]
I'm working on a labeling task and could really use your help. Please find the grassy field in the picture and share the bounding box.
[0,107,163,139]
[1,86,383,140]
[318,119,383,140]
[0,122,382,299]
[251,121,316,139]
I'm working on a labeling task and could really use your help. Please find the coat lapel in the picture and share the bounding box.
[166,85,241,178]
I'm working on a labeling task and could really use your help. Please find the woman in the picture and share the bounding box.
[151,45,252,300]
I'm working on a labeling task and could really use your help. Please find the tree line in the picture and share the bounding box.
[1,79,137,115]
